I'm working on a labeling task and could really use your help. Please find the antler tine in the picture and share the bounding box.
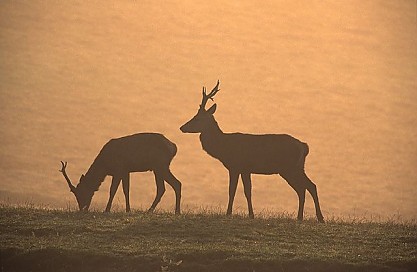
[59,161,76,192]
[200,86,208,109]
[206,80,220,98]
[200,80,220,109]
[59,161,67,172]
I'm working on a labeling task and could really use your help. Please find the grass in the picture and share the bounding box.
[0,205,416,272]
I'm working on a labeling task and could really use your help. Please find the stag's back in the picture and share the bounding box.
[201,132,307,175]
[95,133,177,174]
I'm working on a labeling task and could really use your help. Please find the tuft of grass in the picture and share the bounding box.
[0,205,416,272]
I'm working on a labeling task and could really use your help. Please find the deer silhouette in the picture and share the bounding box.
[59,133,181,214]
[180,81,324,222]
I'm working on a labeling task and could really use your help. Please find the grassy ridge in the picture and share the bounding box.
[0,206,416,272]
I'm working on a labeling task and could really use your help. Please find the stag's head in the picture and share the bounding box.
[180,80,220,133]
[59,161,94,211]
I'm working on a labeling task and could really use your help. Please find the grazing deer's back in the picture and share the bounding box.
[97,133,176,173]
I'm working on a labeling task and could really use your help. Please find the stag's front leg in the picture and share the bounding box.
[241,173,254,219]
[122,174,131,212]
[105,176,121,213]
[226,171,239,216]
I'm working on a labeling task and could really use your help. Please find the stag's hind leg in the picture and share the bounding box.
[281,170,324,223]
[162,169,182,215]
[148,171,166,213]
[105,176,122,212]
[121,174,131,212]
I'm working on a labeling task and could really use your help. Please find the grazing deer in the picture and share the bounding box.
[59,133,182,214]
[180,81,324,222]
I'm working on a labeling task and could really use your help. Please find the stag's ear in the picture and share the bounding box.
[206,104,217,115]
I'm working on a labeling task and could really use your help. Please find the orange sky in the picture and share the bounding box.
[0,1,416,220]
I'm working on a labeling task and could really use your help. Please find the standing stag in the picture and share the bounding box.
[59,133,181,214]
[180,81,324,222]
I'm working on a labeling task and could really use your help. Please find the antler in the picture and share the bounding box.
[59,161,76,193]
[200,80,220,110]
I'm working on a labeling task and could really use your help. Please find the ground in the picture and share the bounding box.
[0,206,416,272]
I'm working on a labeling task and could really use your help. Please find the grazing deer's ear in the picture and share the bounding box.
[207,104,217,115]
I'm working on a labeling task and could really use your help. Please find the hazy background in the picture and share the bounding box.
[1,1,416,220]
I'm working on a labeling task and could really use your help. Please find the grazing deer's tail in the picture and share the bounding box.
[297,142,309,169]
[162,136,177,158]
[303,142,309,157]
[168,141,178,158]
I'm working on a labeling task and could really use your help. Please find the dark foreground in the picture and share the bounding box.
[0,206,416,272]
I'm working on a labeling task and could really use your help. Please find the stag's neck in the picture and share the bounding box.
[83,161,107,192]
[199,120,225,160]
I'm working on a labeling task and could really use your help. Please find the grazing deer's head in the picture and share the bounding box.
[180,80,220,133]
[59,161,94,211]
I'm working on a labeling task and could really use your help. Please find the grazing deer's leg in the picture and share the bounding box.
[280,171,306,221]
[226,171,239,216]
[162,169,182,215]
[295,188,306,221]
[302,172,324,223]
[105,176,121,213]
[288,184,306,221]
[122,173,131,212]
[241,173,254,219]
[148,171,166,213]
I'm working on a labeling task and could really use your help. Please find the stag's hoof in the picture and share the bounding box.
[146,208,154,214]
